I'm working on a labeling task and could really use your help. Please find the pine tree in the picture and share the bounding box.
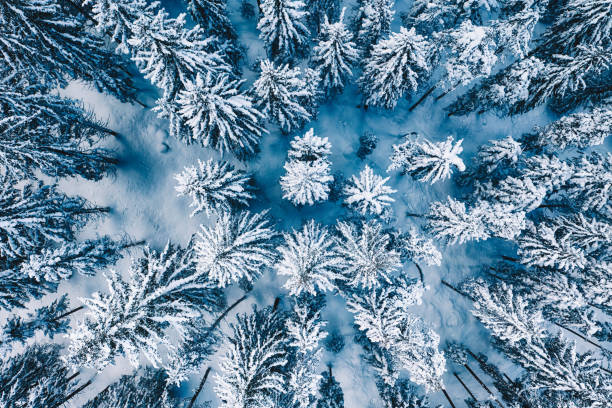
[378,379,430,408]
[447,57,545,117]
[567,152,612,213]
[281,160,334,205]
[360,27,431,109]
[277,220,343,296]
[491,9,539,60]
[175,159,253,217]
[302,67,324,118]
[305,0,341,35]
[84,0,157,51]
[343,165,396,215]
[176,72,267,155]
[0,177,109,260]
[393,229,442,267]
[388,135,465,184]
[481,176,547,212]
[426,197,490,245]
[257,0,310,60]
[0,0,136,100]
[538,0,612,53]
[0,344,83,408]
[474,135,523,177]
[194,210,277,287]
[312,8,358,95]
[286,297,327,408]
[0,79,119,180]
[253,60,312,132]
[82,368,177,408]
[128,10,229,101]
[65,242,225,371]
[288,128,332,162]
[185,0,236,38]
[1,295,71,350]
[536,105,612,150]
[0,270,58,311]
[335,221,401,288]
[316,365,344,408]
[281,128,333,206]
[214,306,290,408]
[438,20,498,92]
[354,0,395,51]
[19,237,132,283]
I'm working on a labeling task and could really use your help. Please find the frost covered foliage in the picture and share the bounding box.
[312,8,359,94]
[316,366,344,408]
[1,295,70,351]
[0,177,108,260]
[335,221,401,288]
[176,73,267,155]
[194,210,277,287]
[344,165,396,215]
[281,129,333,205]
[258,0,310,60]
[65,243,225,371]
[214,306,289,408]
[468,280,612,407]
[388,135,465,184]
[354,0,395,49]
[360,27,431,109]
[438,20,498,91]
[175,159,252,217]
[536,106,612,150]
[426,198,489,245]
[348,278,445,393]
[277,221,343,296]
[286,297,328,408]
[394,229,442,267]
[0,344,81,408]
[253,60,312,132]
[82,367,177,408]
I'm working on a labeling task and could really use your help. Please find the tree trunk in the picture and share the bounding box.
[188,367,211,408]
[435,88,451,101]
[552,321,610,353]
[405,212,425,218]
[209,295,248,333]
[441,279,474,301]
[501,255,519,263]
[441,388,457,408]
[409,84,437,111]
[414,262,424,282]
[464,363,505,408]
[52,305,84,321]
[272,296,281,312]
[453,372,476,400]
[53,378,93,408]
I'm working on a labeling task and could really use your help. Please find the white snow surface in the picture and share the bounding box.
[10,0,601,407]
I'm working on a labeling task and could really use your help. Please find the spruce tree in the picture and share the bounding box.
[257,0,310,60]
[343,165,396,215]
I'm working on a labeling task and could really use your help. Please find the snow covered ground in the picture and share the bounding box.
[30,0,607,406]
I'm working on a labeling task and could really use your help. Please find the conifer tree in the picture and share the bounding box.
[335,221,401,288]
[1,295,71,351]
[194,210,277,287]
[312,8,358,95]
[214,306,290,408]
[82,368,177,408]
[360,27,431,109]
[185,0,236,39]
[253,60,312,132]
[0,177,109,260]
[354,0,395,51]
[175,159,253,217]
[343,165,396,215]
[277,221,343,296]
[536,105,612,150]
[0,344,82,408]
[176,72,267,155]
[388,135,465,184]
[257,0,310,60]
[66,243,225,371]
[316,365,344,408]
[281,129,333,206]
[305,0,341,35]
[426,197,490,245]
[0,0,136,101]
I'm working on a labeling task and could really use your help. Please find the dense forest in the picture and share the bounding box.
[0,0,610,407]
